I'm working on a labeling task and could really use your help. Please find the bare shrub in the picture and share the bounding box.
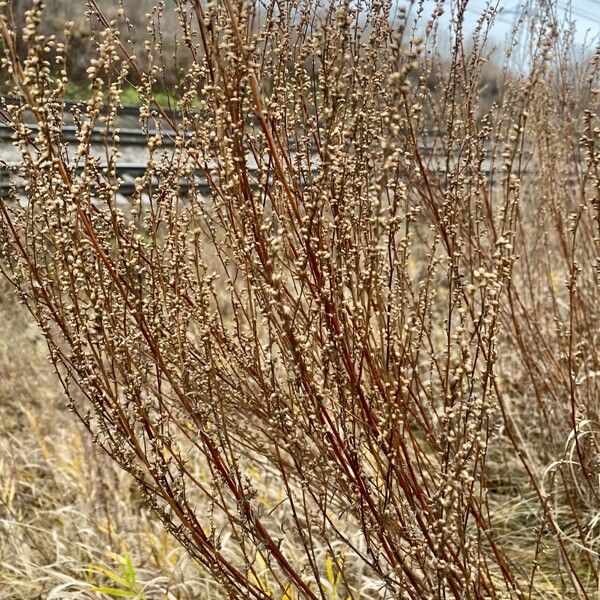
[1,0,600,597]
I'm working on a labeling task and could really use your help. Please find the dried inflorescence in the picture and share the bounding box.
[1,0,600,597]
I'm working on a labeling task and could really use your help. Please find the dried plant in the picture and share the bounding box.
[1,0,600,597]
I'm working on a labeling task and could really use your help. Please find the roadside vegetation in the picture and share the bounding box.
[1,0,600,598]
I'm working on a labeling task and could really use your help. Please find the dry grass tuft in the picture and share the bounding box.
[0,280,219,599]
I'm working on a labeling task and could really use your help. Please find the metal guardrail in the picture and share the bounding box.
[1,95,456,154]
[1,157,552,199]
[1,94,569,199]
[0,122,453,161]
[0,162,211,196]
[0,95,178,119]
[0,122,181,146]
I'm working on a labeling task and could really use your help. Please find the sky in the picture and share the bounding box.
[414,1,600,53]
